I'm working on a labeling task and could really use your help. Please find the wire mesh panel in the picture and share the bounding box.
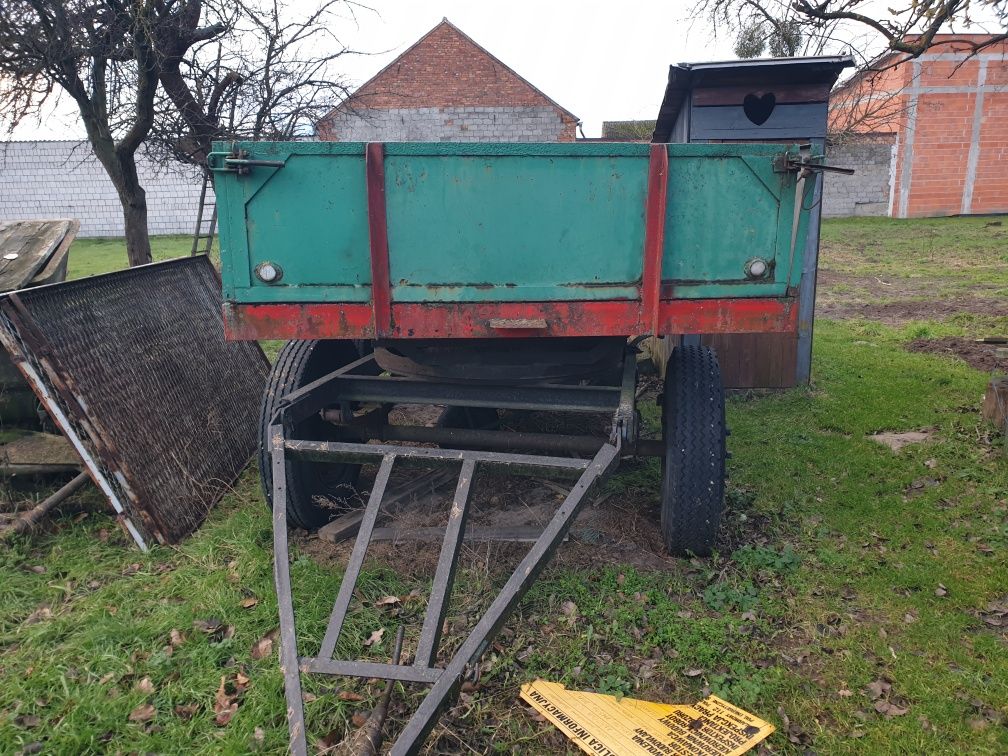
[0,256,268,546]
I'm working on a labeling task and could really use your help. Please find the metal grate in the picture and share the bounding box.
[0,256,268,546]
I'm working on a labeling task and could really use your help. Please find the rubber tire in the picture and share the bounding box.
[660,345,727,557]
[259,340,362,531]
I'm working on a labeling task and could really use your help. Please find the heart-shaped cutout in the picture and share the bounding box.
[743,92,776,126]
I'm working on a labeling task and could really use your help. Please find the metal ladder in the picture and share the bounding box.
[190,169,217,257]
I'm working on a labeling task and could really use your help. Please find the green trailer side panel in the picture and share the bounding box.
[664,156,783,295]
[212,141,816,305]
[384,154,647,303]
[244,152,371,302]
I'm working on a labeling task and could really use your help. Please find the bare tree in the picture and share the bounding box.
[0,1,193,265]
[827,64,914,140]
[699,0,1007,63]
[0,0,366,267]
[149,0,366,169]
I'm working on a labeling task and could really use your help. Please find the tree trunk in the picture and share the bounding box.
[119,184,153,267]
[83,127,153,267]
[111,147,153,267]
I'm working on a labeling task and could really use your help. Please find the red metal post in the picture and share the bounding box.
[641,144,669,335]
[366,143,392,338]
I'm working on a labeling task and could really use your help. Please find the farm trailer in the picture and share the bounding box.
[211,140,829,753]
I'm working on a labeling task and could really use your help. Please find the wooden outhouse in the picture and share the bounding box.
[653,55,853,388]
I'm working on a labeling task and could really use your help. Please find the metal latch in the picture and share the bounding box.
[774,149,855,177]
[207,145,285,176]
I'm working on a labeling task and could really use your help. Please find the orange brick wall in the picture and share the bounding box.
[317,21,577,142]
[829,36,1008,217]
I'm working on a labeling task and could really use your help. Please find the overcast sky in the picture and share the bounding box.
[9,0,1001,140]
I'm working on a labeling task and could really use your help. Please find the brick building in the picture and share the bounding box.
[828,35,1008,218]
[316,19,578,142]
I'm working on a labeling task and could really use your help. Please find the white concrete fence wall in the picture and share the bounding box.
[0,140,210,237]
[2,135,897,233]
[822,136,897,218]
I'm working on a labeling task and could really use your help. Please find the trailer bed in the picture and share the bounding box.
[212,141,815,340]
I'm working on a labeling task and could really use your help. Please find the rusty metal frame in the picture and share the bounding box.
[269,351,634,754]
[0,257,267,547]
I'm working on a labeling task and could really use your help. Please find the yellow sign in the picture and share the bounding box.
[520,679,774,756]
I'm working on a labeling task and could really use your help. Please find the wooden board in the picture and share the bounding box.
[983,377,1008,430]
[701,332,798,389]
[0,220,72,292]
[0,431,81,474]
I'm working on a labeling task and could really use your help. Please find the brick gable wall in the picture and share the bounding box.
[318,21,576,142]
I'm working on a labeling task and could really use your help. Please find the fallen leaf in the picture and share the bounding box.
[251,726,266,750]
[168,629,185,647]
[351,710,370,728]
[193,618,235,643]
[374,595,400,608]
[363,628,385,648]
[240,597,259,609]
[866,679,891,700]
[193,617,223,633]
[128,704,156,723]
[214,676,239,726]
[316,729,341,751]
[251,629,278,660]
[174,703,198,720]
[683,668,704,678]
[14,714,41,728]
[23,607,52,625]
[838,689,853,698]
[560,600,578,618]
[99,672,115,685]
[874,700,909,718]
[338,690,365,702]
[134,677,155,695]
[935,584,948,597]
[924,459,938,469]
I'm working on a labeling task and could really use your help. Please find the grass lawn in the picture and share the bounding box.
[66,235,212,280]
[2,218,1006,753]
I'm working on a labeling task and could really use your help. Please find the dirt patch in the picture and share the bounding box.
[299,467,677,577]
[814,269,1008,324]
[906,337,1006,372]
[869,430,933,452]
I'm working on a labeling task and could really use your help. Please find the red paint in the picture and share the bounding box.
[223,298,796,341]
[366,142,392,336]
[659,298,797,334]
[223,302,373,341]
[641,145,668,335]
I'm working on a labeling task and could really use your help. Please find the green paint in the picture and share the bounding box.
[213,141,816,305]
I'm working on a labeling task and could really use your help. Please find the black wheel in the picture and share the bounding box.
[259,340,363,530]
[660,345,727,557]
